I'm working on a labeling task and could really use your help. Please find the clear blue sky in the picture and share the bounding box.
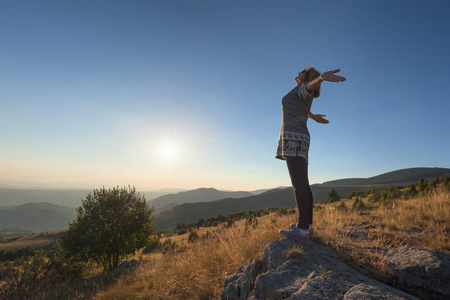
[1,0,449,190]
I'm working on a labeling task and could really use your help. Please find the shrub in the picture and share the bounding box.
[0,250,85,299]
[142,236,160,254]
[0,246,36,262]
[327,189,341,203]
[60,186,156,272]
[352,197,367,211]
[188,230,199,243]
[177,228,188,235]
[245,215,258,229]
[335,202,348,212]
[159,239,177,254]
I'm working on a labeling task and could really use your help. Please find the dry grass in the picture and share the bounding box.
[30,188,449,299]
[310,187,449,281]
[95,217,282,300]
[0,231,65,251]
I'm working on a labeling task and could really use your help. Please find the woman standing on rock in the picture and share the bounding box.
[276,66,346,241]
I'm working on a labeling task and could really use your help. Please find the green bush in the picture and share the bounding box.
[159,239,177,254]
[0,250,85,299]
[0,246,36,262]
[188,230,199,243]
[335,202,348,212]
[352,197,367,211]
[60,186,156,272]
[327,189,341,203]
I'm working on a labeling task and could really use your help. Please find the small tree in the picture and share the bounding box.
[327,189,341,203]
[352,197,367,211]
[335,201,348,212]
[60,186,155,272]
[188,230,199,243]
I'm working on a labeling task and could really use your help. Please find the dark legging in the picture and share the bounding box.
[285,156,313,229]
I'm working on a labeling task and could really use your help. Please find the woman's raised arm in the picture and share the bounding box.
[307,69,346,92]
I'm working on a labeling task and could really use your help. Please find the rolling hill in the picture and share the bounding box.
[0,203,76,233]
[1,167,448,233]
[0,187,185,208]
[148,188,254,214]
[155,167,450,230]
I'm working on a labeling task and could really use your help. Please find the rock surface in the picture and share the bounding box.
[383,245,450,299]
[221,238,421,300]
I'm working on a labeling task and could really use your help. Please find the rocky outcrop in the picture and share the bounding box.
[116,259,139,270]
[383,245,450,299]
[221,238,421,300]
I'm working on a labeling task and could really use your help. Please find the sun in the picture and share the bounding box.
[161,144,176,159]
[157,139,182,162]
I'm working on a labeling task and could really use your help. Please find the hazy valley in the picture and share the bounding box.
[0,167,449,235]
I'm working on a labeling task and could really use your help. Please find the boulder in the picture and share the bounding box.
[222,238,419,300]
[384,245,450,299]
[117,258,138,270]
[220,262,261,300]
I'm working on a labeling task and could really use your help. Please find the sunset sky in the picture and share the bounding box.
[1,0,449,191]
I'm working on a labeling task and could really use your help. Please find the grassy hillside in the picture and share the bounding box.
[0,231,65,251]
[322,167,450,186]
[0,227,37,238]
[0,202,76,233]
[156,167,450,230]
[59,186,449,299]
[1,177,448,299]
[148,187,253,211]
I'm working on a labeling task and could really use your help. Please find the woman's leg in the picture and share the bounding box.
[285,157,312,230]
[307,180,314,225]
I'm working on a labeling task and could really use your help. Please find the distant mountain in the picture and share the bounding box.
[0,203,76,232]
[0,187,179,208]
[249,187,289,195]
[0,188,91,208]
[155,167,450,230]
[148,188,253,214]
[141,188,188,200]
[321,167,450,186]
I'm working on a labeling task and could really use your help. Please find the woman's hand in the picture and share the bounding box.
[320,69,346,82]
[306,68,346,92]
[309,113,329,124]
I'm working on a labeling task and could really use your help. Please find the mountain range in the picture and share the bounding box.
[154,167,450,230]
[148,188,254,214]
[0,203,77,232]
[0,167,448,233]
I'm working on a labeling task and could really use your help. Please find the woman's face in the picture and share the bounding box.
[295,66,311,83]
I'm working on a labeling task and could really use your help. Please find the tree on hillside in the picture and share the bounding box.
[327,189,341,203]
[60,186,155,272]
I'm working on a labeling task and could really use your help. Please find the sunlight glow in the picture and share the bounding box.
[156,138,183,164]
[161,144,176,159]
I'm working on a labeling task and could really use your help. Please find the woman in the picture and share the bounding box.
[276,66,346,241]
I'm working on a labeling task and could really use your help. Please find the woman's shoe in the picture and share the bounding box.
[290,223,314,237]
[280,226,309,242]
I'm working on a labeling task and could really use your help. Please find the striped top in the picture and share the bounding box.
[280,82,314,136]
[275,82,315,161]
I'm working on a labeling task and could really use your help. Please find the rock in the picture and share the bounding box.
[384,245,450,299]
[291,276,341,299]
[343,283,411,300]
[223,238,418,300]
[220,262,261,300]
[117,258,138,270]
[221,239,417,300]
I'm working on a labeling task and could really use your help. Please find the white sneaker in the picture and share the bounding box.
[280,226,309,242]
[290,223,314,237]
